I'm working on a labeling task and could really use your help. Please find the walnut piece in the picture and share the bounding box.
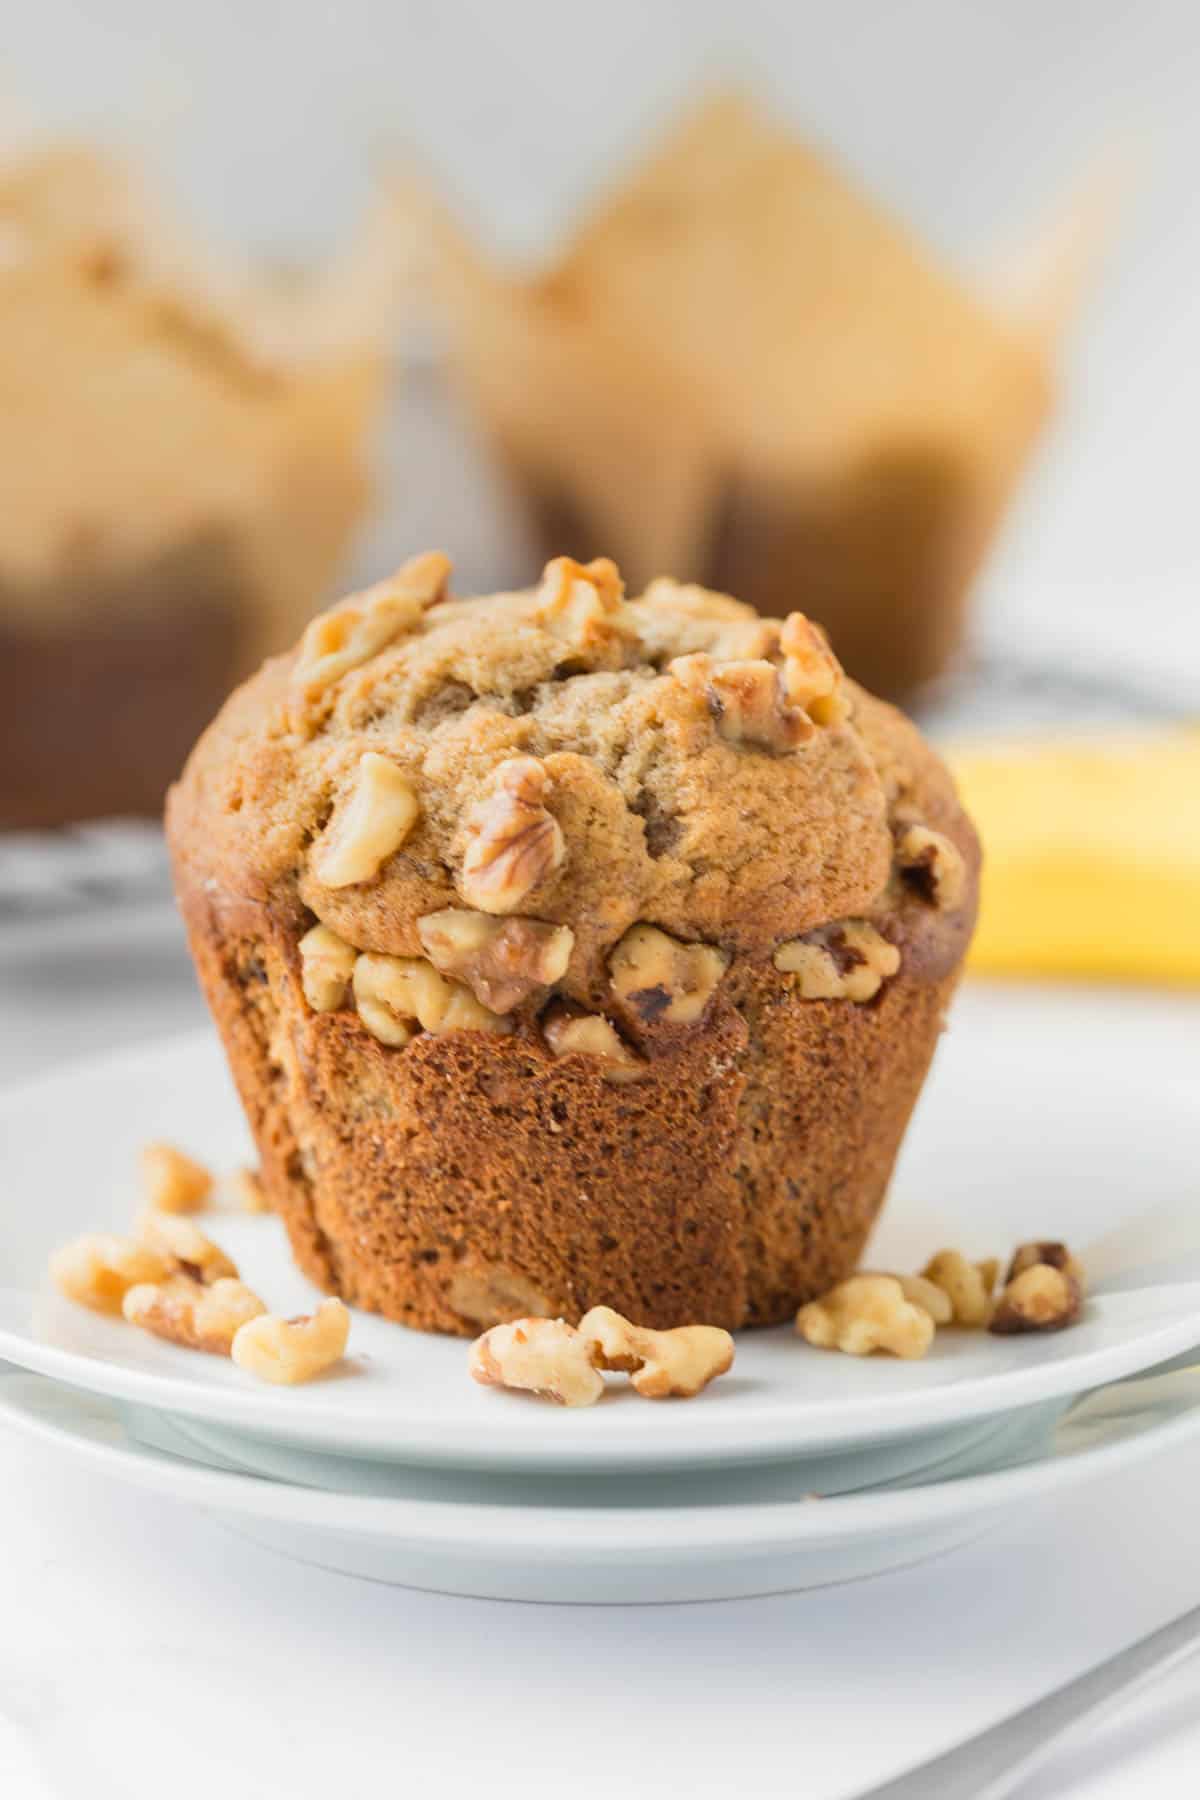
[779,612,848,727]
[577,1305,734,1398]
[298,922,357,1013]
[895,824,967,911]
[861,1269,954,1326]
[796,1275,935,1359]
[1005,1240,1086,1289]
[291,551,450,705]
[140,1142,213,1214]
[49,1234,170,1314]
[138,1213,238,1285]
[542,1005,646,1083]
[417,908,574,1013]
[123,1275,267,1354]
[353,952,511,1043]
[609,923,729,1026]
[230,1166,269,1213]
[711,617,784,662]
[670,652,815,752]
[309,753,419,889]
[232,1298,351,1384]
[468,1317,605,1407]
[449,1264,561,1329]
[533,555,638,665]
[921,1251,1000,1328]
[774,920,900,1002]
[460,756,566,914]
[990,1263,1083,1335]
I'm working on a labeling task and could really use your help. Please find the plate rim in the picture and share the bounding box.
[3,1366,1200,1556]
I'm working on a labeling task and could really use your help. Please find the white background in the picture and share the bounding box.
[3,5,1200,1795]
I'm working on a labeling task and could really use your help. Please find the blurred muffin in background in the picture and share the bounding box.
[420,92,1081,703]
[0,144,403,828]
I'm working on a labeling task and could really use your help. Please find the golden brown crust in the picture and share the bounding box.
[167,558,979,1334]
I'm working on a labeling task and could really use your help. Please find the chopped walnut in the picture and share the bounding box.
[140,1142,213,1214]
[123,1275,267,1354]
[779,612,848,727]
[669,652,815,752]
[449,1264,561,1328]
[468,1317,605,1407]
[608,923,729,1026]
[230,1166,269,1213]
[1005,1241,1086,1289]
[138,1213,238,1285]
[711,617,784,662]
[577,1305,734,1398]
[533,555,637,665]
[49,1234,170,1315]
[796,1275,935,1359]
[354,993,417,1048]
[542,1005,646,1083]
[353,952,512,1043]
[309,753,419,888]
[895,824,967,911]
[298,922,358,1013]
[291,551,450,705]
[861,1270,954,1326]
[990,1263,1083,1335]
[774,920,900,1002]
[921,1251,999,1328]
[417,908,574,1013]
[231,1298,351,1384]
[460,756,566,914]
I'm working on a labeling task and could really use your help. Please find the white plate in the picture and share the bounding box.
[3,1365,1200,1602]
[1,986,1198,1473]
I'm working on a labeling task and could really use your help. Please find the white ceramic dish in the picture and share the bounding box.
[1,986,1198,1473]
[3,1365,1199,1602]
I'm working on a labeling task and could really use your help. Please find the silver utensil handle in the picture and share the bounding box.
[860,1602,1200,1799]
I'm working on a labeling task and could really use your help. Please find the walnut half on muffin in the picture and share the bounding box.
[166,553,979,1334]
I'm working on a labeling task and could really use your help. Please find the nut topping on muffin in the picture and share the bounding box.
[894,823,967,911]
[291,550,451,710]
[418,909,574,1013]
[609,923,729,1025]
[534,554,638,666]
[460,756,566,914]
[298,923,357,1013]
[541,1004,646,1082]
[309,752,419,889]
[774,920,900,1002]
[669,653,817,752]
[353,953,511,1042]
[779,613,849,727]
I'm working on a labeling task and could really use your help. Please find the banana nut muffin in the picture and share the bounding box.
[167,553,980,1334]
[0,145,395,827]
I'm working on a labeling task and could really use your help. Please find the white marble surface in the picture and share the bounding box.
[1,941,1199,1798]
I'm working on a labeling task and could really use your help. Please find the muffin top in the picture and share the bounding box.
[169,553,978,1023]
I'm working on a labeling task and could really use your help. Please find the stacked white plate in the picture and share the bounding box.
[2,984,1199,1604]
